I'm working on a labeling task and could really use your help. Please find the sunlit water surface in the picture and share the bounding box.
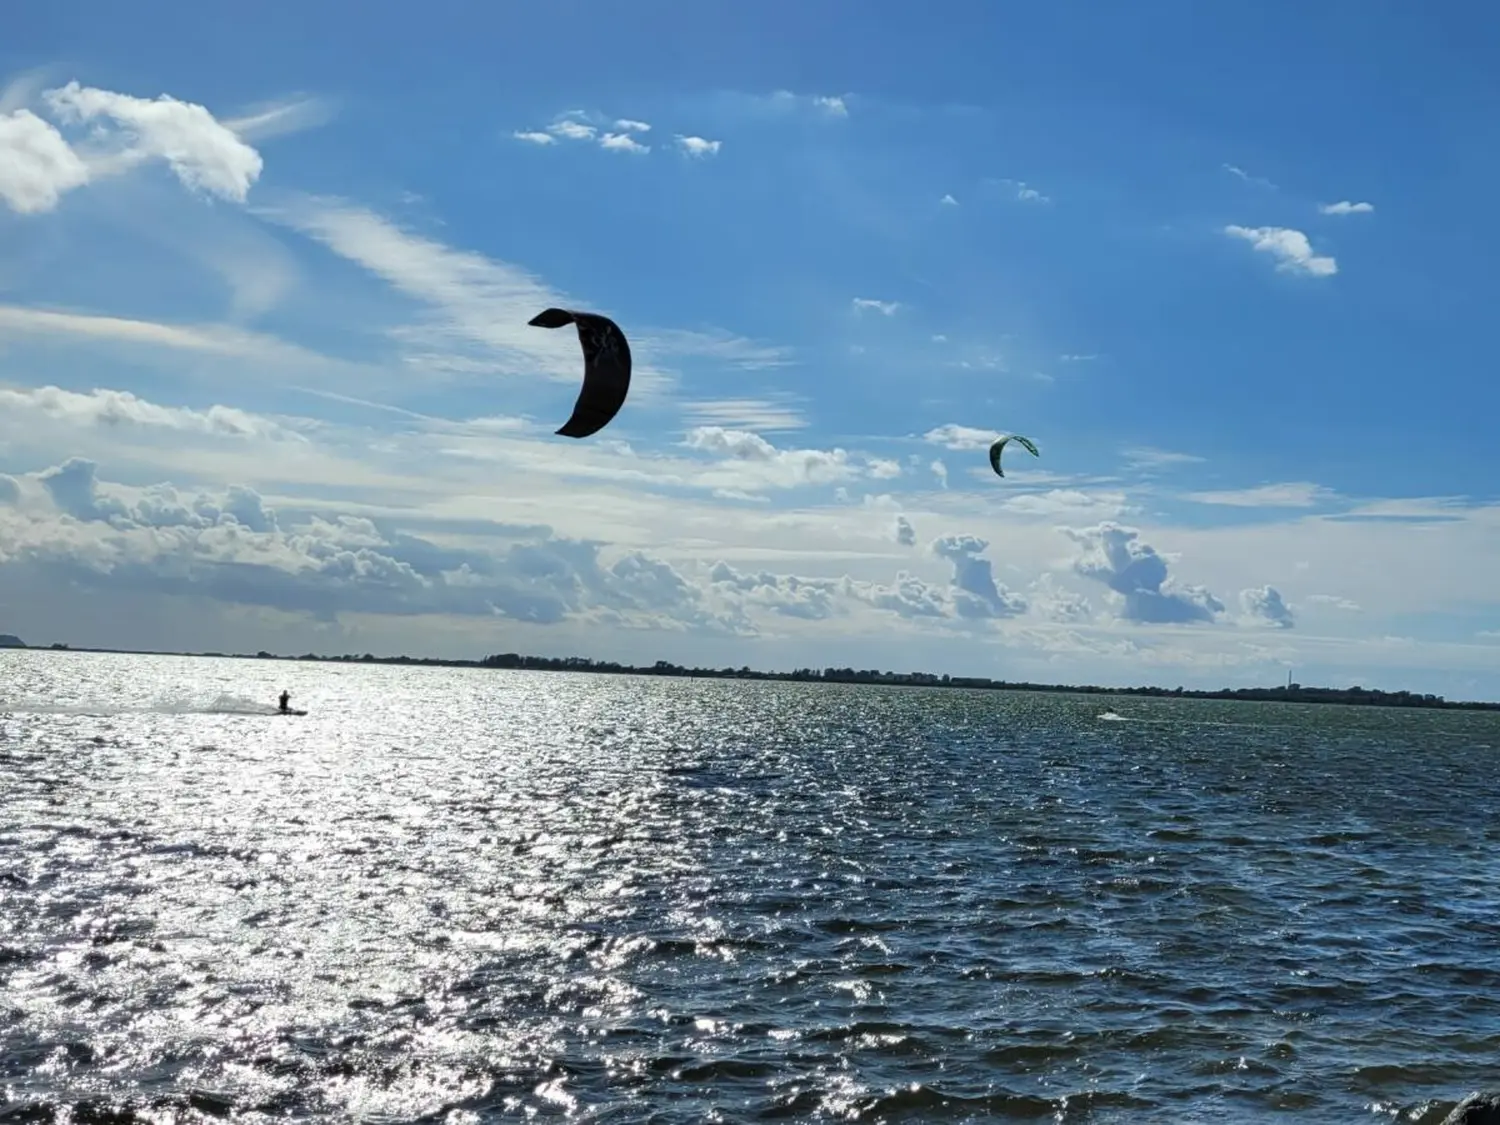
[3,651,1500,1123]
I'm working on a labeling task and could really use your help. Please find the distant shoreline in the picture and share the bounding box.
[8,640,1499,711]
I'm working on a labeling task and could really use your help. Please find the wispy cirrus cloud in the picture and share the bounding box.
[251,195,590,382]
[1222,163,1277,190]
[222,95,336,142]
[1185,482,1337,508]
[252,194,788,402]
[679,398,808,433]
[852,297,900,316]
[0,305,349,372]
[637,328,793,370]
[1121,446,1205,472]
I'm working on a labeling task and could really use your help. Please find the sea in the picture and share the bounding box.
[2,649,1499,1124]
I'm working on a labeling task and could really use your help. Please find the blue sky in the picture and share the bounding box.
[3,0,1499,698]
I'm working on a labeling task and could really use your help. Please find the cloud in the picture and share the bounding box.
[894,515,915,547]
[0,453,1067,653]
[0,306,356,377]
[924,424,999,451]
[258,197,591,381]
[844,571,950,620]
[707,561,839,622]
[222,96,336,143]
[1185,482,1336,508]
[521,112,656,155]
[1240,585,1295,628]
[852,298,900,316]
[1224,225,1337,277]
[2,79,265,217]
[2,458,743,633]
[930,459,949,489]
[679,398,807,432]
[931,534,1028,619]
[940,193,958,206]
[599,132,649,154]
[1222,163,1277,190]
[993,178,1050,204]
[42,80,264,203]
[761,91,851,119]
[1002,490,1133,520]
[0,107,90,213]
[258,196,772,397]
[1306,593,1361,612]
[1122,446,1205,472]
[1063,522,1224,625]
[7,378,1500,696]
[1319,200,1374,216]
[681,426,877,490]
[634,328,792,370]
[0,385,303,443]
[676,135,721,157]
[546,117,597,142]
[1029,573,1093,624]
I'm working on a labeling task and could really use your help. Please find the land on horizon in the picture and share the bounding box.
[6,636,1498,711]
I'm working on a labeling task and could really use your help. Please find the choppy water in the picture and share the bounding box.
[3,651,1499,1123]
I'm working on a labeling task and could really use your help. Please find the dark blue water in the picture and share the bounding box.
[2,650,1498,1122]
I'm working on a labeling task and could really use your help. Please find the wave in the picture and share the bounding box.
[0,692,286,717]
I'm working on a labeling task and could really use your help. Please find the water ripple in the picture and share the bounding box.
[2,651,1499,1122]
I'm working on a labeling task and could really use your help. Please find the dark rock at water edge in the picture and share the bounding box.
[1443,1092,1500,1125]
[0,634,25,648]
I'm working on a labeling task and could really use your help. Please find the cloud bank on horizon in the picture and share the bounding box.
[2,1,1499,699]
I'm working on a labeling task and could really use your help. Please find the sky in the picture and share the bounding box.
[2,0,1499,699]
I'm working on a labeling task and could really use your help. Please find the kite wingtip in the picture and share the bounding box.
[529,307,575,329]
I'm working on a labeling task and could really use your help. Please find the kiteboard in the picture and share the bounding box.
[276,709,308,716]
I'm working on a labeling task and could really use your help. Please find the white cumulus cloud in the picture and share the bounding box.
[1063,522,1224,625]
[0,107,90,213]
[1239,585,1295,628]
[599,132,650,154]
[43,80,264,203]
[923,424,1000,451]
[1224,225,1337,277]
[1319,200,1374,215]
[676,135,721,157]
